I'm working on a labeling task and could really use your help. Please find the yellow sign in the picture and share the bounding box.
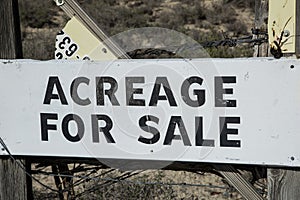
[268,0,296,54]
[55,17,117,60]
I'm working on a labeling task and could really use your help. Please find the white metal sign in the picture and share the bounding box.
[0,58,299,167]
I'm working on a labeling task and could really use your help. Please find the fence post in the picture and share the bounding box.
[268,168,300,199]
[254,0,270,57]
[0,0,31,199]
[0,0,22,58]
[296,0,300,57]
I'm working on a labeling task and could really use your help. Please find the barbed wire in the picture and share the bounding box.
[191,28,268,49]
[74,174,231,199]
[126,28,269,59]
[30,164,235,200]
[32,170,230,189]
[0,136,236,199]
[0,137,59,193]
[201,35,268,48]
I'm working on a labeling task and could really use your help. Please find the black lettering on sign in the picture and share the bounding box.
[219,117,241,147]
[138,115,160,144]
[43,76,68,105]
[91,114,115,143]
[195,117,215,146]
[57,30,65,35]
[149,77,177,107]
[126,77,146,106]
[96,77,120,106]
[215,76,237,107]
[70,77,91,106]
[181,76,205,107]
[62,114,84,142]
[55,52,63,59]
[66,43,78,57]
[58,36,71,50]
[40,113,58,141]
[163,116,191,146]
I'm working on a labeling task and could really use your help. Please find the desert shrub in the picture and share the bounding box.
[79,0,161,35]
[207,46,253,58]
[226,20,248,35]
[155,1,206,31]
[224,0,255,10]
[93,178,176,200]
[22,28,59,60]
[206,4,237,25]
[19,0,59,28]
[19,0,254,59]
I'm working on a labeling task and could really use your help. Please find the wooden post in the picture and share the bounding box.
[0,0,23,59]
[268,168,300,199]
[296,0,300,57]
[254,0,270,57]
[0,0,31,199]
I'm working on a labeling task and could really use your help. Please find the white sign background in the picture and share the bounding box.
[0,58,299,167]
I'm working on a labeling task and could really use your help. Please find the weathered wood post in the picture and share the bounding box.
[0,0,31,199]
[0,0,23,58]
[254,0,269,57]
